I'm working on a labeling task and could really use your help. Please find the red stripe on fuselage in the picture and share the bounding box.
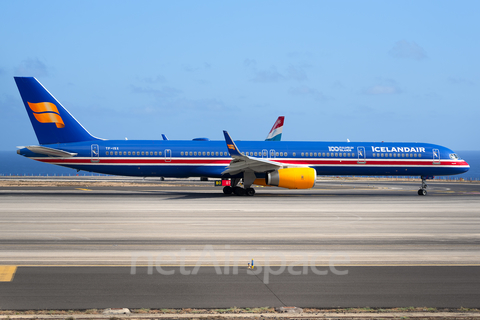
[33,157,469,167]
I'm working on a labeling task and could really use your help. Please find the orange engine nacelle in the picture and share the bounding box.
[264,167,317,189]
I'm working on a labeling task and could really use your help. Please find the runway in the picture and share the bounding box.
[0,178,479,308]
[2,266,480,309]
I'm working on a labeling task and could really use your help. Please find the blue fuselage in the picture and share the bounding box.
[19,140,470,178]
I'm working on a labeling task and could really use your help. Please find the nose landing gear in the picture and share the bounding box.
[418,176,428,196]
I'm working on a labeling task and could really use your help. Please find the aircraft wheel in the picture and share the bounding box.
[246,188,256,196]
[233,187,246,196]
[418,189,427,196]
[223,186,233,195]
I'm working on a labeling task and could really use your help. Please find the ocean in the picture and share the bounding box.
[1,150,479,180]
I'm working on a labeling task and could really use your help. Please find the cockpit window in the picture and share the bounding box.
[449,153,459,160]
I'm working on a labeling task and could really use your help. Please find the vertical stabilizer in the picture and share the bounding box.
[265,116,284,141]
[14,77,101,145]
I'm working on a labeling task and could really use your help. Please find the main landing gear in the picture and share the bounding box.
[418,176,428,196]
[223,186,256,196]
[222,177,256,196]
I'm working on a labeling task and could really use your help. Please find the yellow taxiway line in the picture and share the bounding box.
[0,265,17,282]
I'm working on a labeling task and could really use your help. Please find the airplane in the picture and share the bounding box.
[14,77,470,196]
[161,116,285,142]
[265,116,284,141]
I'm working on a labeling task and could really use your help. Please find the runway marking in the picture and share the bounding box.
[8,263,480,267]
[75,188,92,191]
[0,265,17,282]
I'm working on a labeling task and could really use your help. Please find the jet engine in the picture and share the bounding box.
[264,167,316,189]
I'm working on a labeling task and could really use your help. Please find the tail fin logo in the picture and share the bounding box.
[227,144,235,150]
[27,102,65,128]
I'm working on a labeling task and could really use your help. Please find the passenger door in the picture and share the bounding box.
[357,146,366,164]
[270,149,276,159]
[165,149,171,162]
[91,144,99,163]
[433,148,440,164]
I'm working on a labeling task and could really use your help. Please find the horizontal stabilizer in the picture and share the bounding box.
[20,145,77,157]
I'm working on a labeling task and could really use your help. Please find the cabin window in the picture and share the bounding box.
[194,152,197,156]
[301,152,304,157]
[106,151,109,155]
[154,151,157,156]
[414,154,417,157]
[114,151,118,155]
[181,152,184,156]
[215,152,219,156]
[285,152,288,157]
[419,154,422,158]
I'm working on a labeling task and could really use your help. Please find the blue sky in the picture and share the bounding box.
[1,0,479,151]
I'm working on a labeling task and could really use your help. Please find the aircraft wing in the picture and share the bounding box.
[222,131,284,175]
[19,145,78,157]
